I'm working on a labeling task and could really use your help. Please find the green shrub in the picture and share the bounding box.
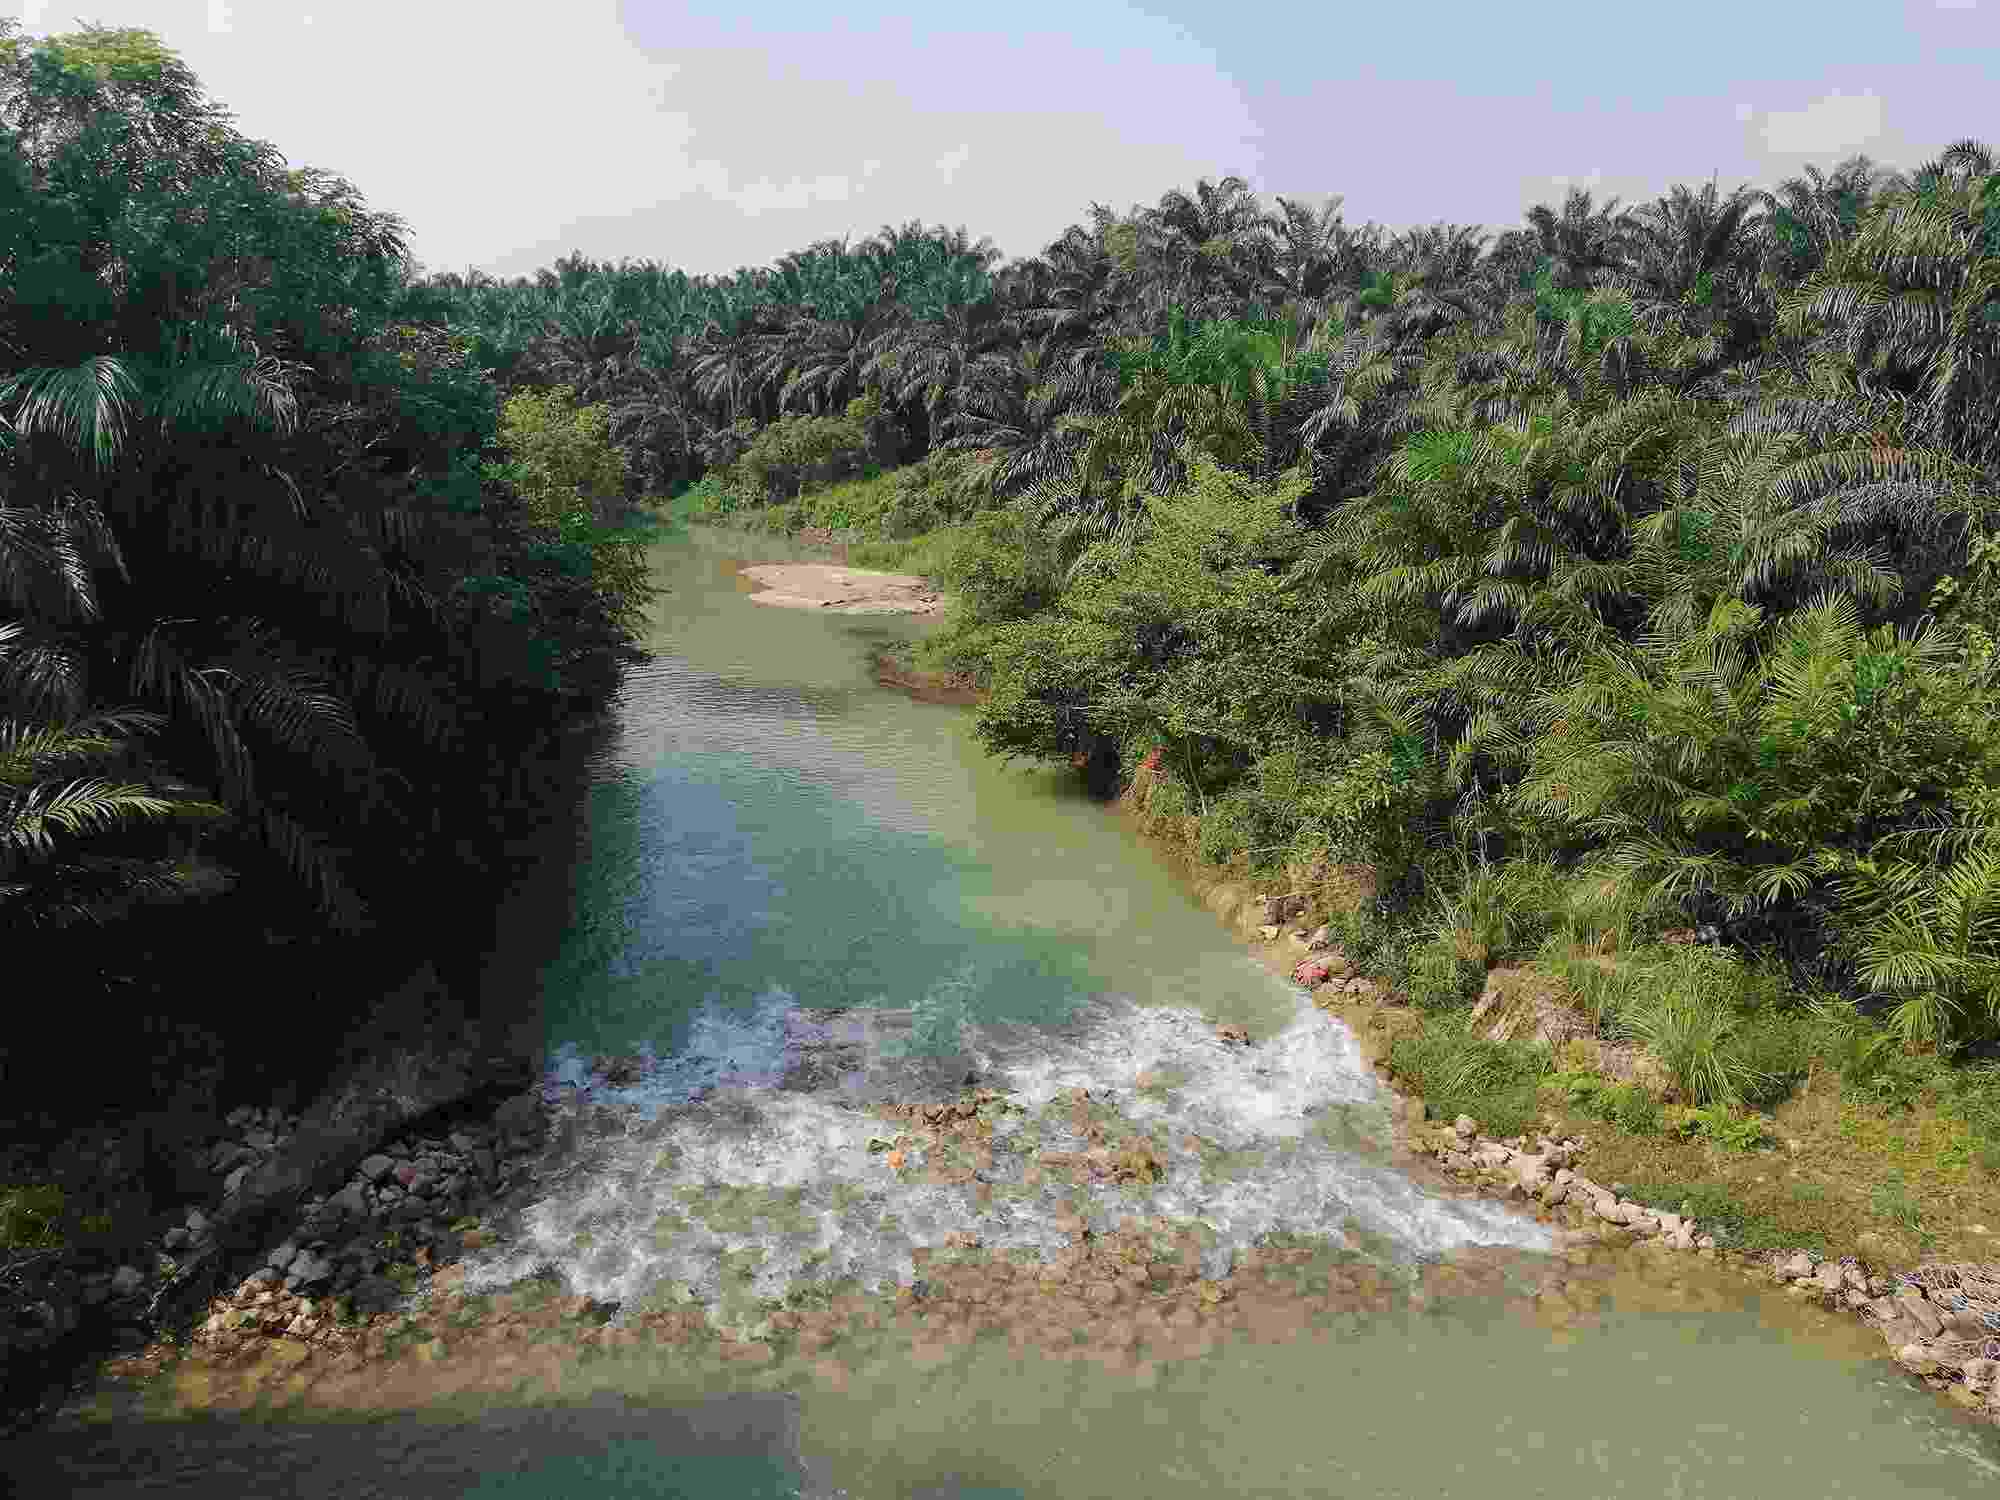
[1389,1016,1552,1137]
[1723,1009,1818,1111]
[0,1184,66,1248]
[1196,786,1301,871]
[1546,1072,1665,1134]
[1668,1105,1775,1152]
[1624,1180,1817,1255]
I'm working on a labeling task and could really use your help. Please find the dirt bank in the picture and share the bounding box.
[737,562,944,616]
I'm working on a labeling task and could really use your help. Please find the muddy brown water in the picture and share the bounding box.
[27,529,2000,1496]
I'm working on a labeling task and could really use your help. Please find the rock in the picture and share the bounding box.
[449,1131,480,1153]
[359,1154,394,1182]
[494,1093,542,1140]
[268,1241,300,1272]
[1961,1358,1998,1395]
[1306,925,1333,951]
[1657,1212,1683,1240]
[1775,1251,1814,1282]
[163,1226,193,1252]
[1453,1115,1478,1141]
[286,1251,335,1290]
[1256,924,1282,942]
[1695,1236,1716,1251]
[1594,1196,1623,1224]
[1215,1023,1250,1046]
[1897,1344,1943,1376]
[109,1265,145,1298]
[1842,1263,1868,1293]
[1896,1292,1947,1341]
[330,1182,368,1218]
[224,1164,251,1196]
[1513,1154,1552,1192]
[1814,1262,1847,1296]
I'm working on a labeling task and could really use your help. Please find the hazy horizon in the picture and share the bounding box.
[10,0,1992,280]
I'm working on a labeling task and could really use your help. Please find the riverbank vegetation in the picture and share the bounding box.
[0,17,661,1287]
[389,111,2000,1258]
[10,11,2000,1331]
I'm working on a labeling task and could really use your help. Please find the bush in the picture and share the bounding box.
[1616,948,1769,1107]
[712,393,899,507]
[1388,1015,1552,1137]
[1546,1072,1666,1134]
[1723,1009,1819,1111]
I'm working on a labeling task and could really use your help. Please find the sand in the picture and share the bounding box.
[738,562,944,615]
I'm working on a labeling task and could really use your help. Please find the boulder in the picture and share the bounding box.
[1897,1344,1942,1376]
[1775,1251,1814,1283]
[1814,1262,1847,1296]
[1896,1291,1947,1341]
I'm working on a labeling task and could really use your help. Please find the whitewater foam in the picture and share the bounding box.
[467,987,1553,1329]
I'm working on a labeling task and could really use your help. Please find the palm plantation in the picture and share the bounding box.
[9,17,2000,1429]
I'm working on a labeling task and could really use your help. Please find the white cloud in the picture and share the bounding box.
[935,144,973,184]
[1761,90,1885,155]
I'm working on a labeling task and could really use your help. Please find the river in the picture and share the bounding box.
[26,528,2000,1496]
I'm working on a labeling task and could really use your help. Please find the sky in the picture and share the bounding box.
[10,0,1995,282]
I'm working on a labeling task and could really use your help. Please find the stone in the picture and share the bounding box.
[1961,1358,1998,1395]
[1814,1262,1847,1296]
[449,1131,480,1153]
[1513,1154,1552,1192]
[359,1154,394,1182]
[1594,1196,1623,1224]
[224,1164,251,1196]
[331,1183,368,1218]
[1306,925,1333,951]
[1842,1263,1868,1294]
[1453,1115,1478,1141]
[1896,1292,1947,1341]
[1897,1344,1942,1376]
[1775,1251,1814,1282]
[1656,1212,1683,1240]
[268,1241,300,1272]
[287,1251,335,1289]
[109,1265,145,1298]
[1695,1236,1716,1251]
[163,1226,192,1252]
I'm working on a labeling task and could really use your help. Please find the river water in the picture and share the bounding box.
[33,529,2000,1496]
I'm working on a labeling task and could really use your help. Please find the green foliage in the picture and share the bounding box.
[1625,1179,1820,1255]
[1388,1014,1553,1138]
[713,393,889,506]
[0,1183,66,1248]
[490,385,660,634]
[1668,1104,1775,1152]
[1614,947,1772,1107]
[1545,1072,1667,1134]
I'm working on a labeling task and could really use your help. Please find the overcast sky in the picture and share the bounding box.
[13,0,1994,281]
